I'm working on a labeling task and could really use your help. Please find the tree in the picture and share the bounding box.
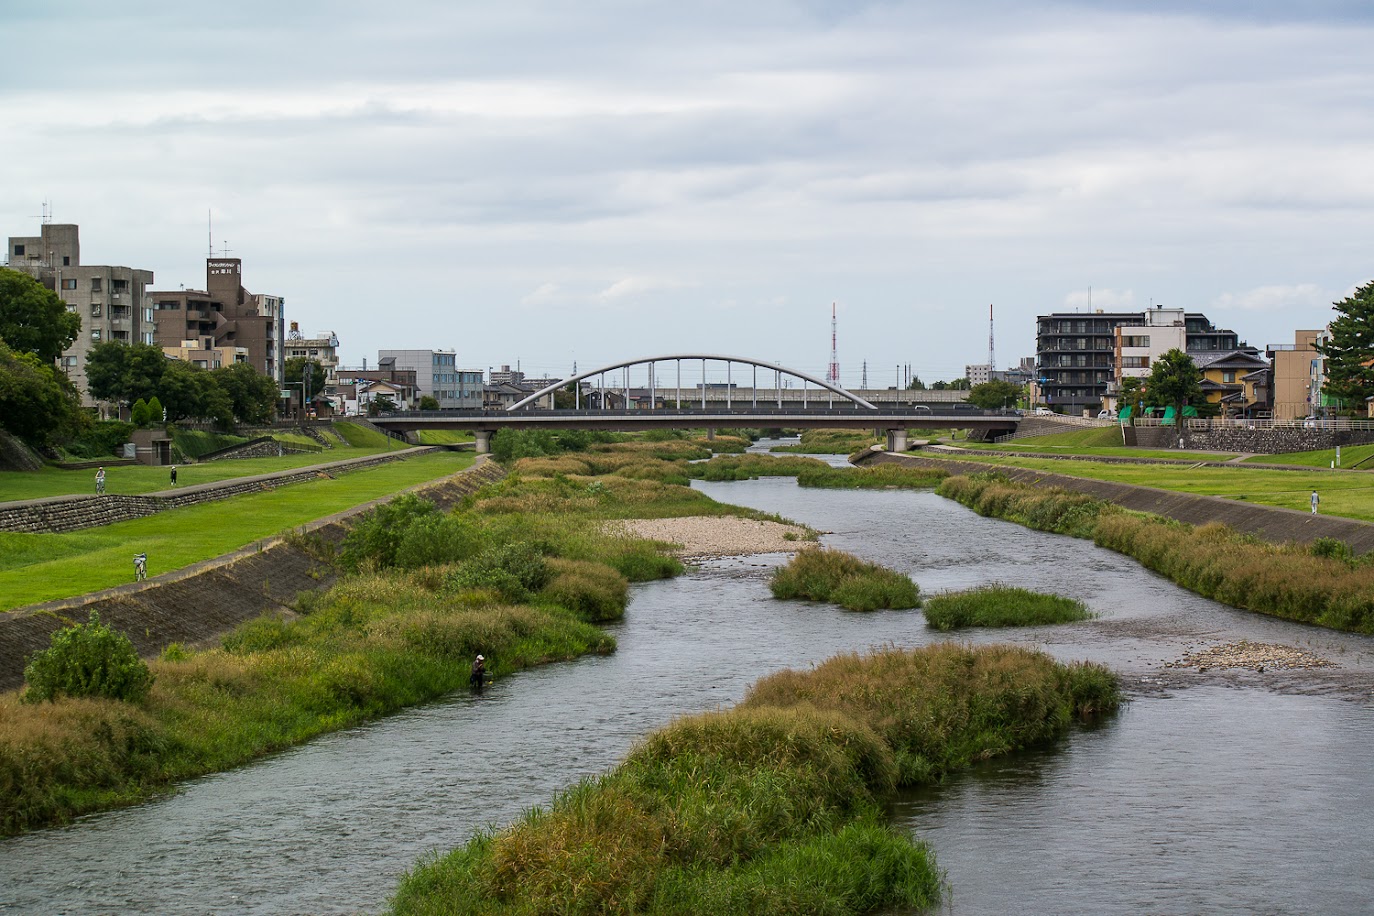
[0,267,80,362]
[967,379,1025,410]
[284,356,327,401]
[1316,280,1374,410]
[552,382,577,409]
[906,376,926,390]
[131,398,151,427]
[212,362,278,424]
[0,339,86,447]
[368,394,397,416]
[1117,376,1145,413]
[84,341,167,405]
[1146,348,1203,441]
[417,394,440,411]
[159,360,233,426]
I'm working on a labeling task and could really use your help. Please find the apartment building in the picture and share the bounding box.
[1269,329,1329,420]
[284,324,341,388]
[5,223,155,405]
[1036,307,1241,414]
[149,258,284,384]
[378,350,483,409]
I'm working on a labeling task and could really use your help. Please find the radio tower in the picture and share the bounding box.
[987,304,996,376]
[827,302,841,387]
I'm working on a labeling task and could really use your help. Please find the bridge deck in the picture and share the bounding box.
[373,407,1021,434]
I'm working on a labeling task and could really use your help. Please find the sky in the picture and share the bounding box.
[4,0,1373,388]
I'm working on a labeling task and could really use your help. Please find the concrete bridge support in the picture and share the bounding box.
[886,429,908,452]
[474,430,494,455]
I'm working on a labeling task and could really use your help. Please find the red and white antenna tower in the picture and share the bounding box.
[827,302,841,386]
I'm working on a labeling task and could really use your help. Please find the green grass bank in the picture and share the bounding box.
[392,642,1119,916]
[938,472,1374,633]
[770,547,921,611]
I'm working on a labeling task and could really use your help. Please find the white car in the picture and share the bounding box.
[1097,410,1117,419]
[1033,407,1054,416]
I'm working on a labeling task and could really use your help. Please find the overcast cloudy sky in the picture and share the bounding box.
[4,0,1371,386]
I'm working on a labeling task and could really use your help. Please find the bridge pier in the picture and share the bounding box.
[885,429,908,453]
[474,430,494,455]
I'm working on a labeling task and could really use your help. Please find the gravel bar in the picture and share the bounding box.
[610,516,812,558]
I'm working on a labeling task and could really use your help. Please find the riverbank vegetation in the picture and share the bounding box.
[923,584,1091,630]
[797,462,949,489]
[1,444,826,835]
[391,642,1119,915]
[769,428,881,454]
[770,547,920,611]
[938,472,1374,633]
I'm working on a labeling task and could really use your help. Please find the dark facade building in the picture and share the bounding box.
[149,258,284,384]
[1036,309,1241,414]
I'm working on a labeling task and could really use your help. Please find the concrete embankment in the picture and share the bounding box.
[0,460,507,692]
[860,449,1374,554]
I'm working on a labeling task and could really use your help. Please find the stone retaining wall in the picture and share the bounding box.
[200,436,317,461]
[861,449,1374,554]
[0,448,436,534]
[0,459,508,692]
[1130,425,1374,454]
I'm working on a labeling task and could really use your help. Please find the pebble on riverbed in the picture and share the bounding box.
[1165,640,1337,673]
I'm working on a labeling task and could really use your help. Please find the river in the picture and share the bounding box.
[3,460,1373,914]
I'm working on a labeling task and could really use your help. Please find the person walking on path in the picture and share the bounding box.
[170,465,178,486]
[1311,490,1320,515]
[95,467,106,495]
[469,654,486,689]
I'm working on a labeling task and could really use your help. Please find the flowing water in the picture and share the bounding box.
[4,457,1374,914]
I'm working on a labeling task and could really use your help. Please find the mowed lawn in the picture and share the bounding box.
[953,425,1235,461]
[942,453,1374,521]
[0,443,409,503]
[0,451,473,610]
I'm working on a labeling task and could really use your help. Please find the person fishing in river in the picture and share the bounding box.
[469,654,486,689]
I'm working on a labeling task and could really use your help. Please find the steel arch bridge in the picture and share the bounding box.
[508,354,878,412]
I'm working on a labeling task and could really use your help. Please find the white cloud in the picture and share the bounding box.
[1211,284,1328,312]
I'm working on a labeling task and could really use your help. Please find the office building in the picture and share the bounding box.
[378,349,483,409]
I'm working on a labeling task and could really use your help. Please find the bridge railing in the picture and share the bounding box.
[376,406,1019,420]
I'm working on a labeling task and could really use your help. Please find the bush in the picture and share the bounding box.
[22,611,154,704]
[770,548,920,611]
[339,493,439,569]
[922,584,1091,630]
[541,558,629,621]
[448,542,552,602]
[63,420,134,459]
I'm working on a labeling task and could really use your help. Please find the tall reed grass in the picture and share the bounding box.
[770,547,920,611]
[391,643,1118,915]
[922,584,1091,630]
[796,464,949,490]
[938,472,1374,633]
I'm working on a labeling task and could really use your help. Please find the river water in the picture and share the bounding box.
[4,459,1374,914]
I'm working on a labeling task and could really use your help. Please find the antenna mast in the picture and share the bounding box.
[988,304,995,376]
[827,302,841,387]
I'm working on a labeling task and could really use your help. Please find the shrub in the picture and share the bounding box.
[448,542,551,602]
[770,547,919,611]
[922,584,1092,630]
[63,420,134,459]
[22,611,154,704]
[130,398,151,427]
[339,493,439,569]
[541,558,629,621]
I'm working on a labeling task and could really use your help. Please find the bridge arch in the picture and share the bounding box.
[507,354,878,412]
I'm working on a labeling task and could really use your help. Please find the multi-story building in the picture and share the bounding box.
[378,350,483,409]
[1037,307,1241,415]
[163,340,249,370]
[284,324,341,388]
[1269,330,1330,420]
[5,223,155,406]
[149,258,283,385]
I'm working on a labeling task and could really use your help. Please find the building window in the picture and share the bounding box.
[1122,356,1148,369]
[142,332,154,345]
[90,304,102,317]
[61,279,77,290]
[62,256,70,266]
[156,300,181,310]
[91,330,102,342]
[1222,370,1237,383]
[112,279,129,291]
[144,308,154,322]
[91,278,102,292]
[12,244,23,256]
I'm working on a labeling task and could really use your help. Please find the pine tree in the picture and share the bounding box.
[1316,281,1374,410]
